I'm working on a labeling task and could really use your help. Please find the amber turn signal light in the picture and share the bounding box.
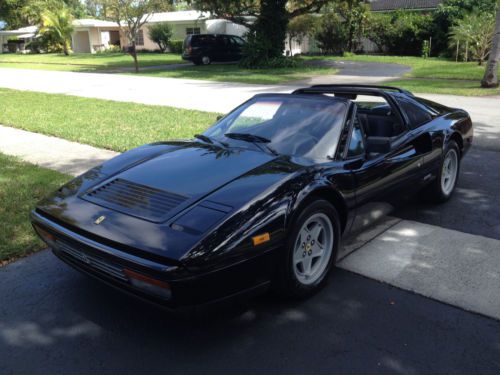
[33,225,56,244]
[252,232,270,246]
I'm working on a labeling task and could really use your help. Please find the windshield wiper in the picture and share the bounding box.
[194,134,229,148]
[194,134,213,144]
[224,132,279,156]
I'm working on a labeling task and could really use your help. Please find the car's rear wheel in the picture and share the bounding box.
[426,140,460,203]
[275,200,340,298]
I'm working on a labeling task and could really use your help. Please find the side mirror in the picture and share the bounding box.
[366,137,391,154]
[216,115,224,121]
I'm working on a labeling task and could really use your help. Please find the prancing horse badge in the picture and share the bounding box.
[94,215,106,225]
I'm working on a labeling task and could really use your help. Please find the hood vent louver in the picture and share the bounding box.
[81,178,188,222]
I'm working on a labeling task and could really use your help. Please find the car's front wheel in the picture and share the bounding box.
[275,200,341,298]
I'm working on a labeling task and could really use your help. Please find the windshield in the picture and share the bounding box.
[204,95,348,159]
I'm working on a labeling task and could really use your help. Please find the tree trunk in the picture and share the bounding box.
[130,42,139,73]
[256,0,288,59]
[482,4,500,88]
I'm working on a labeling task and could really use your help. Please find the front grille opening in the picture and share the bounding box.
[81,178,188,222]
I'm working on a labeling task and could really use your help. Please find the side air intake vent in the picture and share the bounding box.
[82,178,188,222]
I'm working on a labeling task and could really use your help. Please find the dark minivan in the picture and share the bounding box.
[182,34,246,65]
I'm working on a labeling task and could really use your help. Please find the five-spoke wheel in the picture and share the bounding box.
[293,213,334,285]
[275,199,340,297]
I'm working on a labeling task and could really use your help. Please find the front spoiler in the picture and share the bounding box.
[31,210,277,310]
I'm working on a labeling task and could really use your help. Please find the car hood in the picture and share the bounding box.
[35,142,291,262]
[111,143,275,200]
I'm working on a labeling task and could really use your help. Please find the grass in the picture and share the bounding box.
[135,63,338,84]
[387,79,500,96]
[0,153,70,265]
[305,55,500,96]
[0,52,183,71]
[0,88,219,152]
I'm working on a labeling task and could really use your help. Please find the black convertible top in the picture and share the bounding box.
[292,84,414,97]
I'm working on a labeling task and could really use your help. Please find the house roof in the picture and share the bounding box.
[370,0,443,11]
[0,25,37,36]
[72,19,118,28]
[146,10,210,23]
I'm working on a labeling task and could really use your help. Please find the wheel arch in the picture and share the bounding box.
[449,132,464,156]
[288,187,348,235]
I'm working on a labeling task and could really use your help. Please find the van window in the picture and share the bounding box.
[190,35,215,47]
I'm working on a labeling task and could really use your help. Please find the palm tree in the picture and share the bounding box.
[40,8,74,55]
[482,3,500,88]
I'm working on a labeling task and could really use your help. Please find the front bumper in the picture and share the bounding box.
[31,211,274,310]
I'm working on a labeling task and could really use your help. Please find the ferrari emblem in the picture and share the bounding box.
[94,215,106,225]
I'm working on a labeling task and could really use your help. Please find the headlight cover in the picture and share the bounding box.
[171,201,232,235]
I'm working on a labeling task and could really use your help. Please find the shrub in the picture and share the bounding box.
[148,22,173,52]
[448,12,495,65]
[168,39,183,54]
[366,10,435,56]
[314,12,347,55]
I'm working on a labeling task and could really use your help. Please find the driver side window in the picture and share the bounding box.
[347,117,365,157]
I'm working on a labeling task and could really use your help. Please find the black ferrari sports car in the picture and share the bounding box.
[31,85,473,310]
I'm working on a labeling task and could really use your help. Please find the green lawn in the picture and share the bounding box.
[388,78,500,96]
[0,153,69,265]
[136,63,338,84]
[305,55,500,96]
[0,88,219,152]
[0,52,183,71]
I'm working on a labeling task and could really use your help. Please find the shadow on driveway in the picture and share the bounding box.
[1,249,499,374]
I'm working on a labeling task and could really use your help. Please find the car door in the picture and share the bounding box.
[229,36,245,60]
[344,108,425,234]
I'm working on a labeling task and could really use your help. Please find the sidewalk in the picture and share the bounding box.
[1,123,500,321]
[0,125,117,176]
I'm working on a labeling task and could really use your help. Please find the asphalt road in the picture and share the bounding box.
[1,250,499,375]
[395,119,500,240]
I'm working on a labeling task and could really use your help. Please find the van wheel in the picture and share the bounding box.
[201,56,211,65]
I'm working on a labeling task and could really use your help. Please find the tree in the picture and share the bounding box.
[189,0,331,66]
[433,0,498,54]
[449,12,495,65]
[39,7,74,55]
[148,22,173,52]
[315,12,346,54]
[287,14,317,55]
[366,10,435,56]
[482,2,500,88]
[334,0,368,53]
[105,0,163,72]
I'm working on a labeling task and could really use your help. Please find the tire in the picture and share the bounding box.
[201,55,211,65]
[274,199,341,298]
[426,140,461,203]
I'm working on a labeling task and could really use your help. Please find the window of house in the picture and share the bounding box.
[135,30,144,46]
[186,27,201,36]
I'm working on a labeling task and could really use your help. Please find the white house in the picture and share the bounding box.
[0,10,314,55]
[0,26,38,53]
